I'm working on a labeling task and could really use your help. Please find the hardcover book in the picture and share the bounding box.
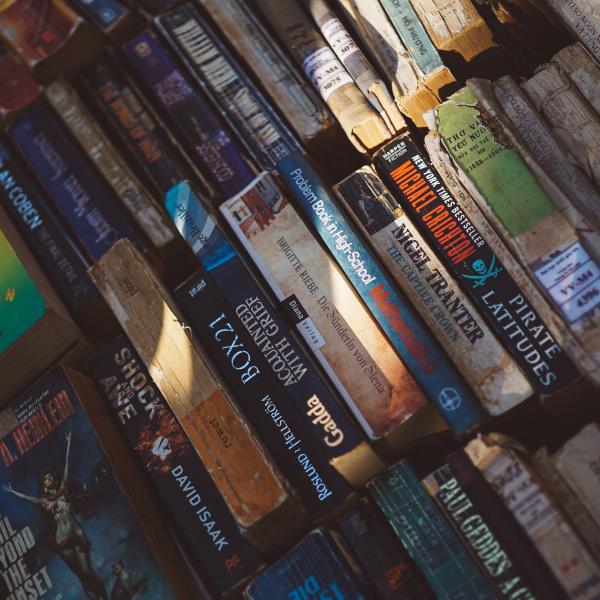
[7,99,145,262]
[220,172,445,449]
[69,0,140,42]
[167,181,384,487]
[0,0,103,82]
[335,166,532,414]
[121,30,255,198]
[367,459,496,599]
[0,366,183,600]
[0,206,79,406]
[0,45,40,127]
[87,336,264,595]
[244,529,365,599]
[89,239,302,553]
[374,134,584,399]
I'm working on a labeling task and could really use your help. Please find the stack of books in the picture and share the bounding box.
[0,0,599,597]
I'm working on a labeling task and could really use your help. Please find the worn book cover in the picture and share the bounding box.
[0,367,177,599]
[87,336,263,595]
[220,172,441,447]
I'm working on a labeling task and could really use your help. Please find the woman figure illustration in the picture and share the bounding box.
[3,430,108,599]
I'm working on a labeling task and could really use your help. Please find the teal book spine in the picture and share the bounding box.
[368,460,496,599]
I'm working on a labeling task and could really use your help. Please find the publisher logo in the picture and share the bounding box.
[439,388,461,412]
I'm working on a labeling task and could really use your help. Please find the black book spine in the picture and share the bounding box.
[87,336,263,595]
[374,135,581,395]
[176,268,353,517]
[446,450,569,600]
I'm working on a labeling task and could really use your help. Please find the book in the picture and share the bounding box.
[0,141,96,313]
[244,529,365,599]
[553,423,600,532]
[523,62,600,193]
[299,0,405,133]
[167,180,384,487]
[89,239,303,553]
[0,0,104,83]
[121,30,255,198]
[334,498,432,599]
[278,151,485,435]
[253,0,395,153]
[0,365,191,599]
[334,0,442,127]
[432,86,600,382]
[44,79,175,251]
[553,44,600,118]
[87,335,264,595]
[0,205,79,407]
[7,99,145,262]
[126,0,179,17]
[374,134,584,399]
[69,0,140,42]
[334,166,533,414]
[533,446,600,566]
[195,0,335,146]
[446,449,568,599]
[422,125,600,389]
[367,459,496,598]
[545,0,600,65]
[423,463,538,599]
[466,434,600,599]
[0,45,40,128]
[78,55,210,200]
[175,268,354,518]
[492,74,600,241]
[220,172,448,450]
[156,4,301,173]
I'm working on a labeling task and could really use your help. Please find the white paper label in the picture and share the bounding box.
[534,241,600,323]
[302,47,353,101]
[297,317,326,349]
[321,18,359,62]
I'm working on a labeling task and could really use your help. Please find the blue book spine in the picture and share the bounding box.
[8,99,144,261]
[156,4,299,172]
[277,152,484,436]
[165,181,377,484]
[245,529,365,599]
[71,0,129,30]
[0,141,95,308]
[121,31,255,198]
[368,460,496,600]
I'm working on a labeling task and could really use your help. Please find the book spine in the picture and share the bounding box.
[378,0,444,75]
[553,43,600,118]
[70,0,132,34]
[335,166,532,414]
[175,268,352,517]
[367,459,496,599]
[121,31,255,197]
[423,463,536,599]
[278,151,483,434]
[335,499,430,599]
[435,85,600,370]
[88,239,299,553]
[87,336,263,595]
[467,440,600,599]
[7,99,145,261]
[545,0,600,64]
[44,80,175,249]
[220,172,430,442]
[254,0,393,153]
[375,134,582,395]
[157,5,300,172]
[0,45,41,124]
[166,181,383,486]
[78,56,203,198]
[195,0,333,144]
[245,530,364,599]
[492,74,600,234]
[0,140,94,309]
[446,449,569,600]
[300,0,405,132]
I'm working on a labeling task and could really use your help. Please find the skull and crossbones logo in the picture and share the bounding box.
[462,255,503,288]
